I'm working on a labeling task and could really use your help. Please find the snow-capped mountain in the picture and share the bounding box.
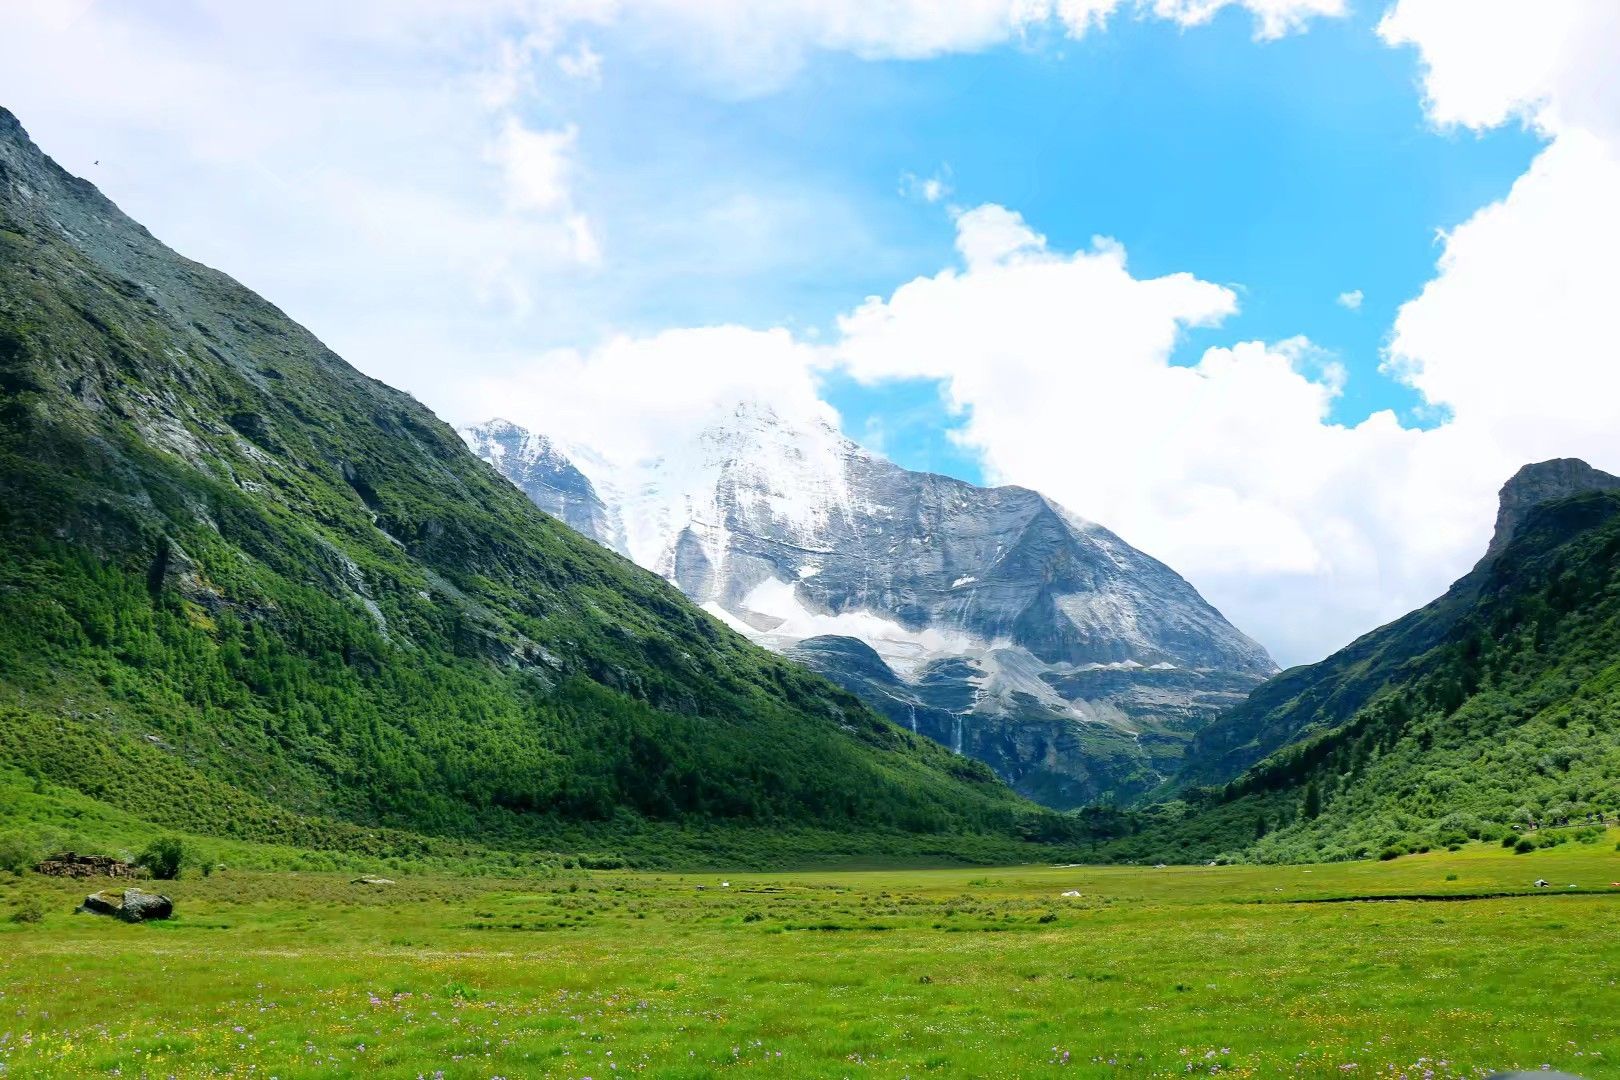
[462,403,1277,807]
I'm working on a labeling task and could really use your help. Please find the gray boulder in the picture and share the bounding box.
[77,888,174,922]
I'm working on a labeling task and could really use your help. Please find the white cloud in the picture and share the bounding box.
[0,0,1346,423]
[462,326,834,466]
[1336,288,1362,310]
[1387,132,1620,455]
[1374,1,1620,563]
[951,204,1053,267]
[598,0,1346,94]
[1145,0,1346,41]
[486,118,600,263]
[0,0,611,405]
[900,167,953,204]
[469,165,1620,666]
[558,41,605,83]
[490,119,579,214]
[1378,0,1620,143]
[828,208,1466,663]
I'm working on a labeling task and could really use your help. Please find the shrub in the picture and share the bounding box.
[1378,847,1401,861]
[0,832,39,875]
[1514,836,1536,854]
[8,895,45,924]
[139,837,185,880]
[1434,813,1481,841]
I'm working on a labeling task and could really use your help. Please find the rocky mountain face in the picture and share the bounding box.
[1179,458,1620,791]
[465,406,1277,807]
[461,420,627,552]
[1483,458,1620,561]
[0,104,1062,865]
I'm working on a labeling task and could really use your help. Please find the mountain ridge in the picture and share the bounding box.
[1178,457,1620,790]
[0,104,1077,867]
[1119,458,1620,864]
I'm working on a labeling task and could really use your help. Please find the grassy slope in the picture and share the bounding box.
[4,840,1620,1076]
[1113,491,1620,864]
[1178,560,1481,791]
[0,106,1080,867]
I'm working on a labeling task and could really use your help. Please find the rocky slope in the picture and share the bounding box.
[0,105,1072,867]
[465,407,1276,807]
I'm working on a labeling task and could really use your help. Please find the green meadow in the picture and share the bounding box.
[5,838,1620,1078]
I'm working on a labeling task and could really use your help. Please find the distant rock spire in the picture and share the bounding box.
[1485,458,1620,559]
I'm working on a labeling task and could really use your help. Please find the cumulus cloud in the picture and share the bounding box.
[1378,0,1620,444]
[471,151,1620,666]
[805,1,1620,661]
[487,119,601,263]
[1336,288,1362,310]
[829,208,1471,663]
[1378,0,1620,142]
[465,206,1430,662]
[1374,2,1620,560]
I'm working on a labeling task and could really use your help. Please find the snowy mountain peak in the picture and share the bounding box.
[461,419,627,553]
[464,403,1277,808]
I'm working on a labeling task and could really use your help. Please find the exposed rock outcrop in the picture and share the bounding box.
[1484,458,1620,561]
[76,888,174,922]
[34,852,138,879]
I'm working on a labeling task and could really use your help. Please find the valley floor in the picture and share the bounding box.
[4,841,1620,1078]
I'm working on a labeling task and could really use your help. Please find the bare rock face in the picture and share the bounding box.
[461,421,626,551]
[467,404,1277,807]
[1484,458,1620,560]
[77,888,174,922]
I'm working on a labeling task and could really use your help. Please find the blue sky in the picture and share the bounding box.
[8,1,1615,664]
[552,4,1539,480]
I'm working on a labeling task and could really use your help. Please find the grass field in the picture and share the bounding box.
[4,839,1620,1078]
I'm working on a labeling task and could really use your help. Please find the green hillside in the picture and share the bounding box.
[1114,481,1620,864]
[0,107,1080,868]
